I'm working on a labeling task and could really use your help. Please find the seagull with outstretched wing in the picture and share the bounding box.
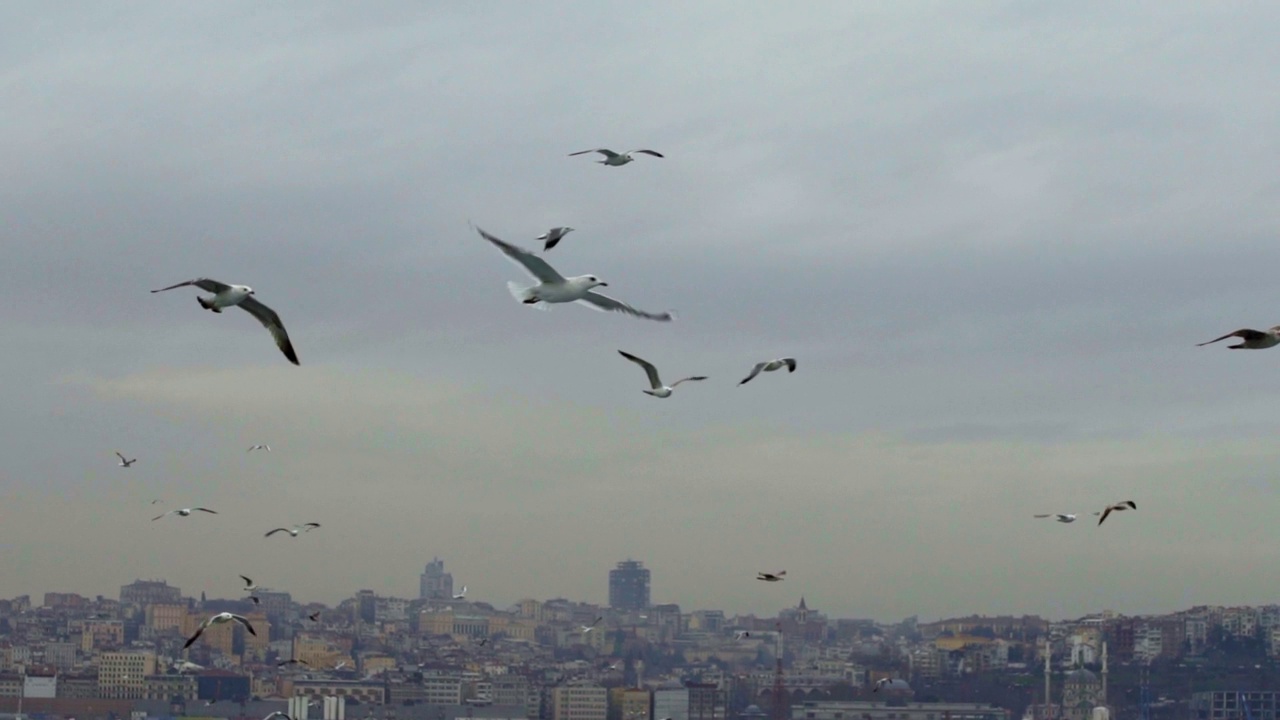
[739,358,797,386]
[151,277,299,365]
[568,148,664,166]
[618,351,706,398]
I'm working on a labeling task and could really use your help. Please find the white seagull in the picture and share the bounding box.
[475,226,673,321]
[873,677,894,692]
[152,507,217,521]
[537,226,575,252]
[151,277,300,365]
[738,358,797,386]
[581,616,603,633]
[1095,500,1137,526]
[184,612,256,648]
[247,444,271,453]
[618,350,707,398]
[452,585,467,600]
[734,630,752,640]
[262,713,292,720]
[1197,326,1280,349]
[115,451,137,468]
[568,148,664,166]
[265,523,321,538]
[756,571,786,582]
[239,575,259,592]
[1033,513,1078,524]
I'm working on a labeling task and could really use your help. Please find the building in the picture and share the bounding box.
[97,651,157,699]
[120,580,182,607]
[1062,668,1105,720]
[1192,692,1280,720]
[421,557,456,600]
[792,701,1010,720]
[655,688,690,720]
[555,685,608,720]
[492,675,540,718]
[609,561,650,611]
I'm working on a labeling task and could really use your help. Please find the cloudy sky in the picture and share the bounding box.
[3,1,1280,622]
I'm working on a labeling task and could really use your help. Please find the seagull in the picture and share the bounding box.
[568,148,664,166]
[1197,326,1280,349]
[150,277,300,365]
[249,596,260,605]
[734,630,752,640]
[739,358,798,386]
[152,507,217,521]
[239,575,259,592]
[1033,513,1078,524]
[756,571,786,582]
[537,227,575,252]
[475,225,672,321]
[262,713,292,720]
[278,659,308,667]
[1095,500,1137,526]
[453,586,467,600]
[115,451,137,468]
[174,661,203,673]
[477,638,488,647]
[873,677,894,692]
[150,499,162,505]
[308,611,321,622]
[581,616,603,633]
[184,612,256,648]
[618,351,707,398]
[247,444,271,453]
[265,523,321,538]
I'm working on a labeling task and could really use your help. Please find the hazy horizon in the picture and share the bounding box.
[3,1,1280,621]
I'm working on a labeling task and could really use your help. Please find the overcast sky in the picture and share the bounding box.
[2,1,1280,623]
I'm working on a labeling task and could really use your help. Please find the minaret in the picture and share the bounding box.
[1044,645,1052,720]
[1101,641,1108,707]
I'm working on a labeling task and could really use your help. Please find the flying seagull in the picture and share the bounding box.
[262,713,292,720]
[184,612,256,648]
[115,451,137,468]
[150,277,299,365]
[1095,500,1137,526]
[247,444,271,453]
[618,350,707,398]
[453,585,467,600]
[265,523,321,538]
[537,227,575,252]
[734,630,752,640]
[1033,513,1078,524]
[756,571,786,582]
[738,358,797,386]
[873,677,894,692]
[308,611,321,622]
[581,616,603,633]
[152,507,217,521]
[568,148,664,166]
[278,659,308,667]
[1197,326,1280,349]
[239,575,258,592]
[475,226,672,321]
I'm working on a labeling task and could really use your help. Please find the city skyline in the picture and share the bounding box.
[4,2,1280,621]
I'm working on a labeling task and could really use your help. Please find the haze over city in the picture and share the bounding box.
[4,1,1280,622]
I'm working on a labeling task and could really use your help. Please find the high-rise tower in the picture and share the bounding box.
[608,560,650,611]
[419,557,454,600]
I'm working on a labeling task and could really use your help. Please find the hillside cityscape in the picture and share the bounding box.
[0,560,1276,720]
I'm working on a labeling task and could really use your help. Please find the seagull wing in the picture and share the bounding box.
[1033,514,1052,518]
[151,278,231,294]
[669,376,708,388]
[302,522,321,530]
[578,291,673,321]
[475,225,565,283]
[239,575,253,586]
[115,451,127,462]
[1198,329,1261,346]
[569,149,619,158]
[782,358,797,372]
[231,614,257,635]
[618,351,663,389]
[628,149,664,158]
[1122,500,1136,509]
[194,508,218,514]
[1097,507,1114,525]
[739,362,766,386]
[238,296,300,366]
[183,627,205,649]
[265,528,289,537]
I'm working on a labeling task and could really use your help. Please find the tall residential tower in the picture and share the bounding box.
[419,557,454,600]
[609,560,650,611]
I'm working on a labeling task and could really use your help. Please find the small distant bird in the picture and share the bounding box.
[756,571,786,582]
[262,712,292,720]
[150,499,162,505]
[115,451,137,468]
[151,277,300,365]
[185,612,256,648]
[873,677,894,692]
[308,611,321,622]
[618,350,707,398]
[734,630,752,640]
[249,596,260,605]
[265,523,321,538]
[278,659,308,667]
[537,227,575,252]
[175,661,203,673]
[581,616,603,633]
[1033,513,1078,524]
[477,638,488,647]
[334,661,349,670]
[569,148,664,166]
[247,444,271,452]
[739,358,797,386]
[1197,326,1280,350]
[152,507,217,521]
[476,226,673,321]
[240,575,258,592]
[453,585,467,600]
[1095,500,1137,526]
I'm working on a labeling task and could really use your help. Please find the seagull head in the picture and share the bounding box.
[586,275,607,288]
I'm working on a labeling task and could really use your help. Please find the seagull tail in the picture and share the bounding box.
[507,281,550,311]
